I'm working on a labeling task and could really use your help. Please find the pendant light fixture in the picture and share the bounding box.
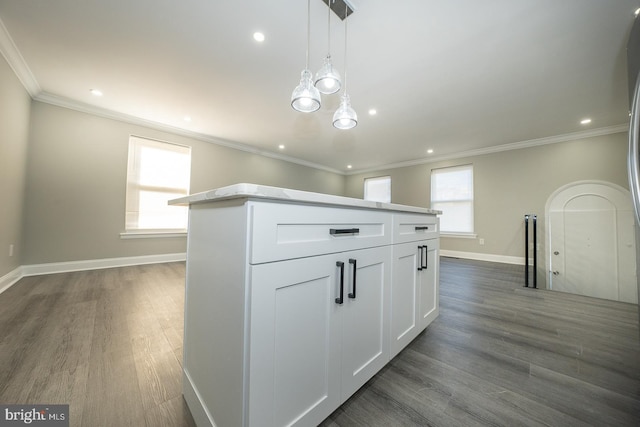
[314,0,341,94]
[291,0,322,113]
[333,3,357,130]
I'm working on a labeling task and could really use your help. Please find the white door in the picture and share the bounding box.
[548,181,637,303]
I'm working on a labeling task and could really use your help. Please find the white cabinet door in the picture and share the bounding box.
[418,239,439,330]
[390,242,420,358]
[249,245,391,426]
[340,246,391,401]
[250,255,342,427]
[390,239,439,358]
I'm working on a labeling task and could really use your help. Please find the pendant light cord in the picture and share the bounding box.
[343,3,348,92]
[306,0,311,69]
[327,0,331,55]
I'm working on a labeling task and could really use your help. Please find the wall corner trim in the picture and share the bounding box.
[0,16,40,96]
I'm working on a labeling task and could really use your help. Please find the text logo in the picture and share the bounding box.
[0,405,68,427]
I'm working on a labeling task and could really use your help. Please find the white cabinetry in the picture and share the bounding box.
[390,215,440,358]
[176,185,439,427]
[250,246,390,426]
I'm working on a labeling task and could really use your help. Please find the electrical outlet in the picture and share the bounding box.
[479,238,485,245]
[9,244,14,257]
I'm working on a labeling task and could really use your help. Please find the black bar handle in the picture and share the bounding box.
[335,261,344,304]
[422,245,428,270]
[524,215,529,287]
[533,215,537,289]
[330,228,360,235]
[348,259,357,299]
[424,245,429,269]
[417,246,423,271]
[415,226,430,231]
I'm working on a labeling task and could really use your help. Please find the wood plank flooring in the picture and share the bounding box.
[0,263,195,427]
[321,257,640,426]
[1,257,639,426]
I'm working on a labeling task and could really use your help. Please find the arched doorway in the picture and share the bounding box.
[546,181,637,303]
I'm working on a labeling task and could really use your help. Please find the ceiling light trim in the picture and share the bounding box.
[0,16,41,96]
[345,124,629,175]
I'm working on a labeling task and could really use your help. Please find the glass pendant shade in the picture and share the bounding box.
[291,69,321,113]
[315,55,341,94]
[333,93,357,129]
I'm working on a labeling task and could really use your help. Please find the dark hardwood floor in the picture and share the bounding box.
[0,263,195,427]
[322,258,640,426]
[1,257,639,426]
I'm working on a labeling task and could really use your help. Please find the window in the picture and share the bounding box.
[364,176,391,203]
[431,165,474,234]
[125,136,191,233]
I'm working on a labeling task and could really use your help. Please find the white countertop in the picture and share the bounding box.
[170,183,441,215]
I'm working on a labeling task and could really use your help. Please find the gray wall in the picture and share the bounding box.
[345,132,629,286]
[0,55,30,277]
[22,102,344,265]
[2,52,630,275]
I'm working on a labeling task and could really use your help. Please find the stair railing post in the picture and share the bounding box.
[524,214,529,287]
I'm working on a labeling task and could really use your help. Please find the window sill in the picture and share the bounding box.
[120,230,187,239]
[441,232,478,239]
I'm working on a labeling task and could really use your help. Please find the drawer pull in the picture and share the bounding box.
[348,259,357,299]
[330,228,360,235]
[335,261,344,304]
[415,226,430,231]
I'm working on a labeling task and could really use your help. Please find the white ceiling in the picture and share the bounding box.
[0,0,638,173]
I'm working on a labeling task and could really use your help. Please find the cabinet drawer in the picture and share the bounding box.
[250,202,391,264]
[393,213,439,244]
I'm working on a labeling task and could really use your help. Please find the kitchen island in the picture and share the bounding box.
[171,183,441,427]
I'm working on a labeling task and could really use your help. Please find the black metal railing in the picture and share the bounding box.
[524,214,537,288]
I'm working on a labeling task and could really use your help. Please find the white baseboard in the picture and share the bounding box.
[440,249,525,265]
[0,266,24,295]
[22,253,187,276]
[0,253,186,295]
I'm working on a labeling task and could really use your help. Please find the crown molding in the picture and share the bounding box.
[347,124,630,175]
[29,90,634,178]
[2,10,627,179]
[33,92,345,175]
[0,14,342,176]
[0,16,40,96]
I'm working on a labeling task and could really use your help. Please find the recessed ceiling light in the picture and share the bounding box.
[90,89,103,96]
[635,7,640,16]
[427,149,434,154]
[368,109,377,116]
[347,164,352,169]
[253,32,265,42]
[278,144,285,150]
[580,118,592,125]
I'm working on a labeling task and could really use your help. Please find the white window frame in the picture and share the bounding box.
[364,176,391,203]
[121,135,191,238]
[431,164,475,237]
